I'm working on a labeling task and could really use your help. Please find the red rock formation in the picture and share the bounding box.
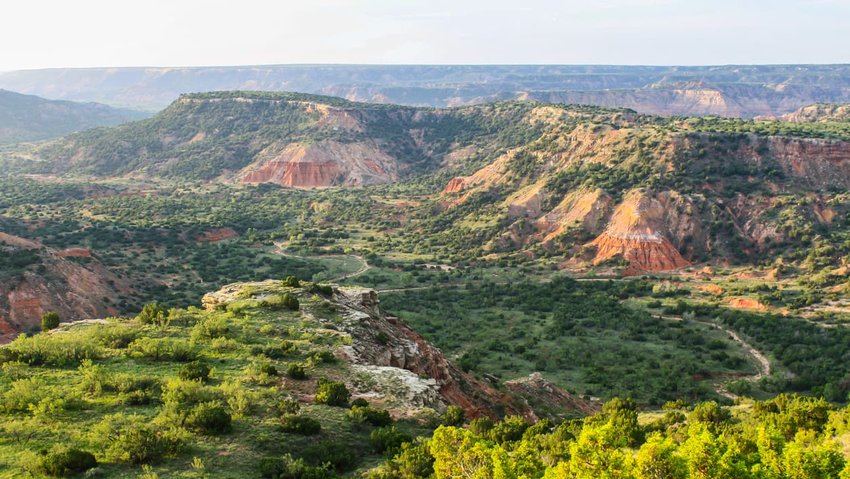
[591,234,690,275]
[240,141,397,188]
[196,228,239,243]
[443,177,465,193]
[588,190,690,275]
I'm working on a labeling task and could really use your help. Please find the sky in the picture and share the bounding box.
[1,0,849,71]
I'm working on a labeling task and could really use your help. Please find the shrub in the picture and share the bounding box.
[347,406,392,427]
[281,276,301,287]
[244,357,279,385]
[186,402,232,435]
[91,414,187,464]
[22,445,97,477]
[127,337,196,362]
[41,312,60,331]
[260,454,335,479]
[286,363,307,380]
[441,405,465,426]
[312,284,334,296]
[136,303,168,326]
[303,441,358,472]
[277,398,301,416]
[350,398,369,408]
[370,426,413,455]
[315,379,350,407]
[179,361,211,382]
[2,378,49,412]
[280,414,322,435]
[3,333,103,366]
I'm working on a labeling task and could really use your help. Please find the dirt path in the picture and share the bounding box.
[329,255,371,282]
[657,314,771,400]
[272,244,371,283]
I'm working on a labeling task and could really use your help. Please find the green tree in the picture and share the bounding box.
[41,312,60,331]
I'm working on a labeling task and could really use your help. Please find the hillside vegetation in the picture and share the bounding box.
[0,89,144,145]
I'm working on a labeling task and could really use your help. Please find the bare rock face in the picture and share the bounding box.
[588,190,691,275]
[0,233,128,343]
[334,288,524,419]
[443,177,465,193]
[240,141,398,188]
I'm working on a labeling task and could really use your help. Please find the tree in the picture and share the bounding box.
[634,433,687,479]
[137,303,168,327]
[41,312,60,331]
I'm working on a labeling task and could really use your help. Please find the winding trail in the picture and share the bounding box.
[658,314,771,400]
[272,244,371,283]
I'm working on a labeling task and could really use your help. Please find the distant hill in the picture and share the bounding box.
[0,89,146,145]
[15,91,542,184]
[2,64,850,117]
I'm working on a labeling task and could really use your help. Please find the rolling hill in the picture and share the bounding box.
[14,91,850,277]
[0,89,145,145]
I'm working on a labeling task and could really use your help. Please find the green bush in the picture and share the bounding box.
[137,303,168,326]
[41,312,60,331]
[280,414,322,435]
[2,333,103,366]
[347,406,392,427]
[281,276,301,287]
[92,414,187,465]
[369,426,413,455]
[277,398,301,416]
[22,445,97,477]
[303,441,358,472]
[286,363,307,380]
[260,454,335,479]
[441,405,465,426]
[179,361,211,382]
[186,401,232,435]
[127,337,196,362]
[315,379,350,407]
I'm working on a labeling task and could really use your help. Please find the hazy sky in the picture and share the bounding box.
[2,0,848,70]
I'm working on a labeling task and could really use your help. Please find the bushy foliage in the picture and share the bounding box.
[91,414,187,464]
[185,401,232,435]
[314,379,350,407]
[370,426,413,456]
[303,441,359,472]
[285,362,308,380]
[41,311,60,331]
[137,302,168,326]
[178,361,211,382]
[127,337,196,362]
[260,454,336,479]
[347,406,393,427]
[280,415,322,436]
[21,445,97,477]
[1,333,103,366]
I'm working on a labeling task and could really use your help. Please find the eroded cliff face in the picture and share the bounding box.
[334,288,526,419]
[239,141,399,188]
[0,234,128,343]
[588,190,691,275]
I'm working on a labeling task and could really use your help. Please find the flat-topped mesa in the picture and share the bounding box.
[589,190,690,274]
